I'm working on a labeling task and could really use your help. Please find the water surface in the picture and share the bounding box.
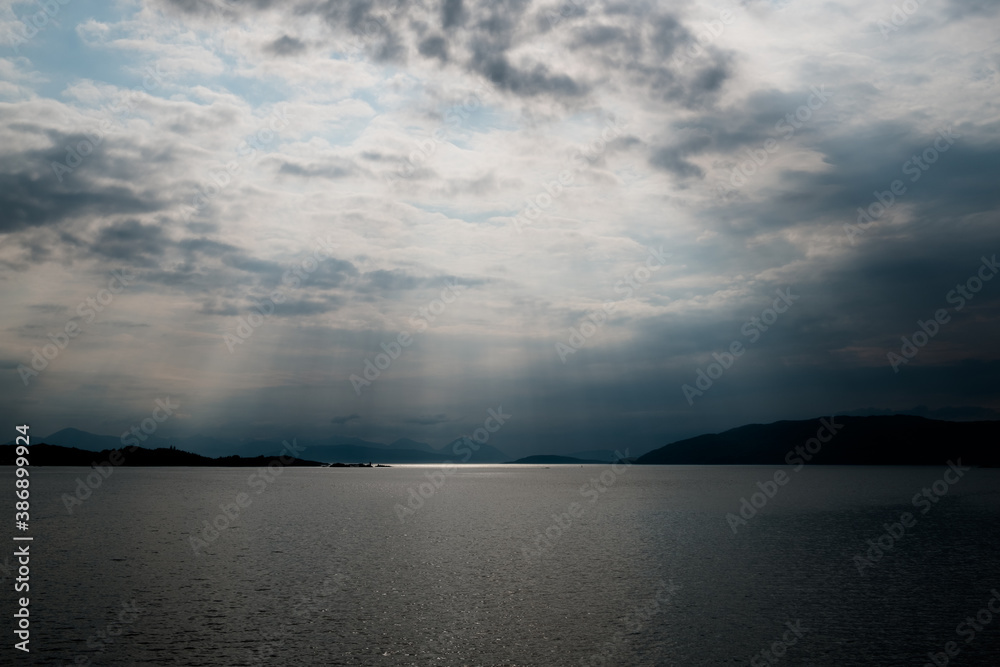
[17,463,1000,665]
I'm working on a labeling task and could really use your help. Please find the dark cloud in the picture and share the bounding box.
[331,413,361,425]
[266,35,306,55]
[571,24,626,48]
[634,55,733,108]
[177,237,238,256]
[649,14,687,59]
[945,0,1000,19]
[648,87,827,178]
[0,168,161,234]
[723,125,1000,236]
[278,160,356,179]
[691,62,729,96]
[357,270,484,295]
[91,220,169,260]
[471,53,588,98]
[418,35,448,61]
[198,299,241,316]
[363,269,426,291]
[442,0,466,28]
[5,0,998,454]
[292,258,359,289]
[222,253,285,276]
[269,297,343,316]
[157,0,731,107]
[403,413,451,425]
[649,138,709,179]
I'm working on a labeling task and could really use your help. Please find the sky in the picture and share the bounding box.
[1,0,999,457]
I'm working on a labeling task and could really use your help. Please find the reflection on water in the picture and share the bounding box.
[21,464,1000,665]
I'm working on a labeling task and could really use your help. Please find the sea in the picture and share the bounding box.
[15,463,1000,665]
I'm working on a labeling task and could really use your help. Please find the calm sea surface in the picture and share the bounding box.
[14,464,1000,665]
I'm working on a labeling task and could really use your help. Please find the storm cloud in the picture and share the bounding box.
[0,0,997,455]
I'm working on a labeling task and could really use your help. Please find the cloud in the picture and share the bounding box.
[91,220,169,260]
[1,0,998,455]
[0,160,164,234]
[442,0,467,29]
[278,159,358,179]
[845,405,1000,421]
[331,413,361,425]
[403,413,452,425]
[28,304,70,314]
[266,35,306,56]
[272,297,343,317]
[418,35,449,62]
[155,0,733,108]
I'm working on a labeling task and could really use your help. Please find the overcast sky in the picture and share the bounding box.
[1,0,998,456]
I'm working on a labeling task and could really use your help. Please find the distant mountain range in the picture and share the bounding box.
[0,443,322,467]
[635,415,1000,466]
[11,427,511,464]
[509,455,611,464]
[5,415,997,466]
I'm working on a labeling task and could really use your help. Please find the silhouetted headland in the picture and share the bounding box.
[635,415,1000,466]
[0,443,323,467]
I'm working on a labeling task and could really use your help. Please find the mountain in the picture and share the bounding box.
[509,455,608,464]
[288,445,445,464]
[566,449,620,462]
[317,435,411,451]
[236,435,508,464]
[226,439,300,458]
[27,416,995,467]
[441,438,511,463]
[35,429,246,459]
[0,443,322,467]
[166,435,239,458]
[39,428,131,451]
[635,415,1000,466]
[12,429,509,463]
[388,438,438,453]
[296,439,510,464]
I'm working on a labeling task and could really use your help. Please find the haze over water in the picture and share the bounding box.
[23,464,1000,666]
